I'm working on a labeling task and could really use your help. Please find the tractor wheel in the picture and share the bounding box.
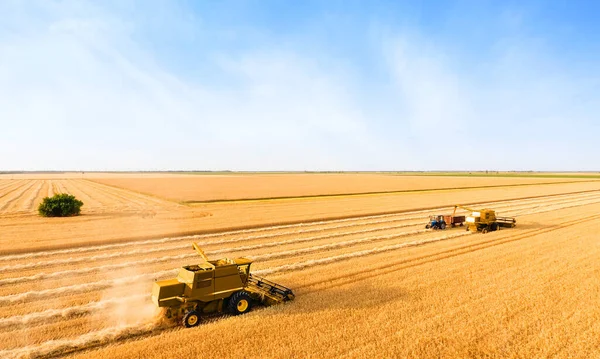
[425,224,430,229]
[228,291,252,315]
[440,223,446,230]
[183,310,201,328]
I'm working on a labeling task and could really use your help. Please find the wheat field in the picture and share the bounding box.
[89,172,595,202]
[0,173,599,358]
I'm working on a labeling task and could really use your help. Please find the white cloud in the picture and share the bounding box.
[384,35,471,133]
[0,1,381,171]
[379,26,600,171]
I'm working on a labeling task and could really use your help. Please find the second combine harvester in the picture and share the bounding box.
[454,204,516,233]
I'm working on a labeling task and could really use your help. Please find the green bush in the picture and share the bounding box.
[38,194,84,217]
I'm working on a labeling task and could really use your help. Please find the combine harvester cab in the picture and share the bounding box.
[152,242,294,328]
[455,205,516,234]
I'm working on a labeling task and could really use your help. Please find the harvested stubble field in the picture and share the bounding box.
[1,173,600,358]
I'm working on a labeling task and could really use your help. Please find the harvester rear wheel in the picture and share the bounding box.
[482,228,488,234]
[491,223,499,231]
[228,291,252,315]
[183,310,201,328]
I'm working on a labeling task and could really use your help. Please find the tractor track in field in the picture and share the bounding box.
[10,181,44,214]
[60,180,106,210]
[78,181,147,209]
[47,181,55,197]
[0,212,422,259]
[56,180,141,211]
[0,226,430,285]
[0,228,448,301]
[177,179,600,204]
[0,180,29,202]
[23,181,45,213]
[0,269,178,305]
[1,189,599,273]
[0,186,596,256]
[0,219,427,272]
[0,180,50,216]
[0,179,181,218]
[0,181,37,214]
[0,180,25,194]
[80,180,179,209]
[52,181,66,194]
[255,231,471,276]
[0,321,172,359]
[33,181,50,210]
[0,295,149,330]
[1,188,599,260]
[0,181,17,192]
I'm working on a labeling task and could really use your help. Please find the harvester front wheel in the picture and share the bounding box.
[228,291,252,315]
[183,310,201,328]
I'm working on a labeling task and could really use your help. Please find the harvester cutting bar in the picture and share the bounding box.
[247,274,295,305]
[496,216,516,228]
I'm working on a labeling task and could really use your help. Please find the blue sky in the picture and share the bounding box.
[0,0,598,171]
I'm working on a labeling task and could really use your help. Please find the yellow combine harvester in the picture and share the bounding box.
[152,243,295,327]
[454,205,516,233]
